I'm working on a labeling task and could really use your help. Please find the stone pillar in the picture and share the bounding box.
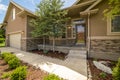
[21,39,27,51]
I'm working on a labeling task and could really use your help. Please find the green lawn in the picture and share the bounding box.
[0,42,5,47]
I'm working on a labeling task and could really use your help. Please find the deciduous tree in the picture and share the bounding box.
[31,0,69,51]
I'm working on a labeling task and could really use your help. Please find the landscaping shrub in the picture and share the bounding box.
[44,74,62,80]
[4,53,16,63]
[1,52,21,69]
[1,52,11,59]
[0,38,5,43]
[10,66,27,80]
[8,57,20,69]
[112,58,120,80]
[99,72,107,78]
[1,72,11,79]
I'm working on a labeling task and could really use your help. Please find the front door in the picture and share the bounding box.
[76,24,85,45]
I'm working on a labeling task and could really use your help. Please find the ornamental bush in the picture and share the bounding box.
[1,52,11,59]
[4,54,16,63]
[1,72,11,79]
[44,74,62,80]
[8,57,20,69]
[0,38,5,43]
[112,58,120,80]
[10,66,27,80]
[1,52,21,69]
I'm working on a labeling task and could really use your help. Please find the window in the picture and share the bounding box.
[111,16,120,32]
[12,8,16,20]
[107,15,120,35]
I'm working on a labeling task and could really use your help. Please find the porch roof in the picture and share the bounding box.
[65,0,103,17]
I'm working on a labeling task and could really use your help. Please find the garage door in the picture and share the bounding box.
[9,33,21,49]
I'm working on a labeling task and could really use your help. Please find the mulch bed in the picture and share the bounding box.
[88,58,117,80]
[30,49,68,60]
[0,57,48,80]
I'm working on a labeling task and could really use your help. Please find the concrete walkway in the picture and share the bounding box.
[0,47,87,80]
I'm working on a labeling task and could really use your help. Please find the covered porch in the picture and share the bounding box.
[37,0,99,51]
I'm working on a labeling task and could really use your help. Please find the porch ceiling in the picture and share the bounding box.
[67,5,92,18]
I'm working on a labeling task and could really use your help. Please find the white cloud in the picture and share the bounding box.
[0,4,7,11]
[0,4,8,14]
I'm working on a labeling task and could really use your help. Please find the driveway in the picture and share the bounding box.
[0,47,87,80]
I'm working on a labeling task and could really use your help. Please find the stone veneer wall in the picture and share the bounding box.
[26,38,42,51]
[90,39,120,61]
[21,39,27,51]
[5,37,9,47]
[49,38,76,46]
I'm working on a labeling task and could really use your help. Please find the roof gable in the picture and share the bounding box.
[3,1,36,23]
[66,0,103,12]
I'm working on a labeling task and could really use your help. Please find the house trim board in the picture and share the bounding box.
[85,0,102,11]
[8,30,24,35]
[90,36,120,40]
[107,17,120,36]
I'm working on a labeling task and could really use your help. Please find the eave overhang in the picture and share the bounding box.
[63,0,97,10]
[80,9,99,16]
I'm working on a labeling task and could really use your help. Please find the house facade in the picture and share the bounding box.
[3,1,43,51]
[2,0,120,61]
[64,0,120,60]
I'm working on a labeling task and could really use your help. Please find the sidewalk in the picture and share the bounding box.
[0,47,87,80]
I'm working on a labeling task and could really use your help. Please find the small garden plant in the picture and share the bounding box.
[1,72,11,79]
[0,52,61,80]
[10,66,27,80]
[1,52,20,69]
[112,58,120,80]
[1,52,11,59]
[44,74,63,80]
[0,52,27,80]
[8,57,20,69]
[99,72,107,79]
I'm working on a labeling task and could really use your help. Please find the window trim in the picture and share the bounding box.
[12,8,16,20]
[107,15,120,35]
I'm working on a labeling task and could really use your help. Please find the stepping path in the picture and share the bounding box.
[0,47,87,80]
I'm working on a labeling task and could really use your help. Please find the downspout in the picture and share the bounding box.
[87,12,91,59]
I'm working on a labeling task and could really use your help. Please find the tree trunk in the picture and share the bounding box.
[52,37,55,52]
[43,36,45,51]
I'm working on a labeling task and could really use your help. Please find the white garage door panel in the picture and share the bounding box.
[9,33,21,49]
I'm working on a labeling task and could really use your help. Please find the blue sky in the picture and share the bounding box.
[0,0,76,23]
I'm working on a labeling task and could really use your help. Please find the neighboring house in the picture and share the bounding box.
[2,0,120,60]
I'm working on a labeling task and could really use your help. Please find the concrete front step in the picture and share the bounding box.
[69,47,87,50]
[68,50,87,57]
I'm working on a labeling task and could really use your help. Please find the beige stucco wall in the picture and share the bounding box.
[90,0,108,36]
[6,5,27,38]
